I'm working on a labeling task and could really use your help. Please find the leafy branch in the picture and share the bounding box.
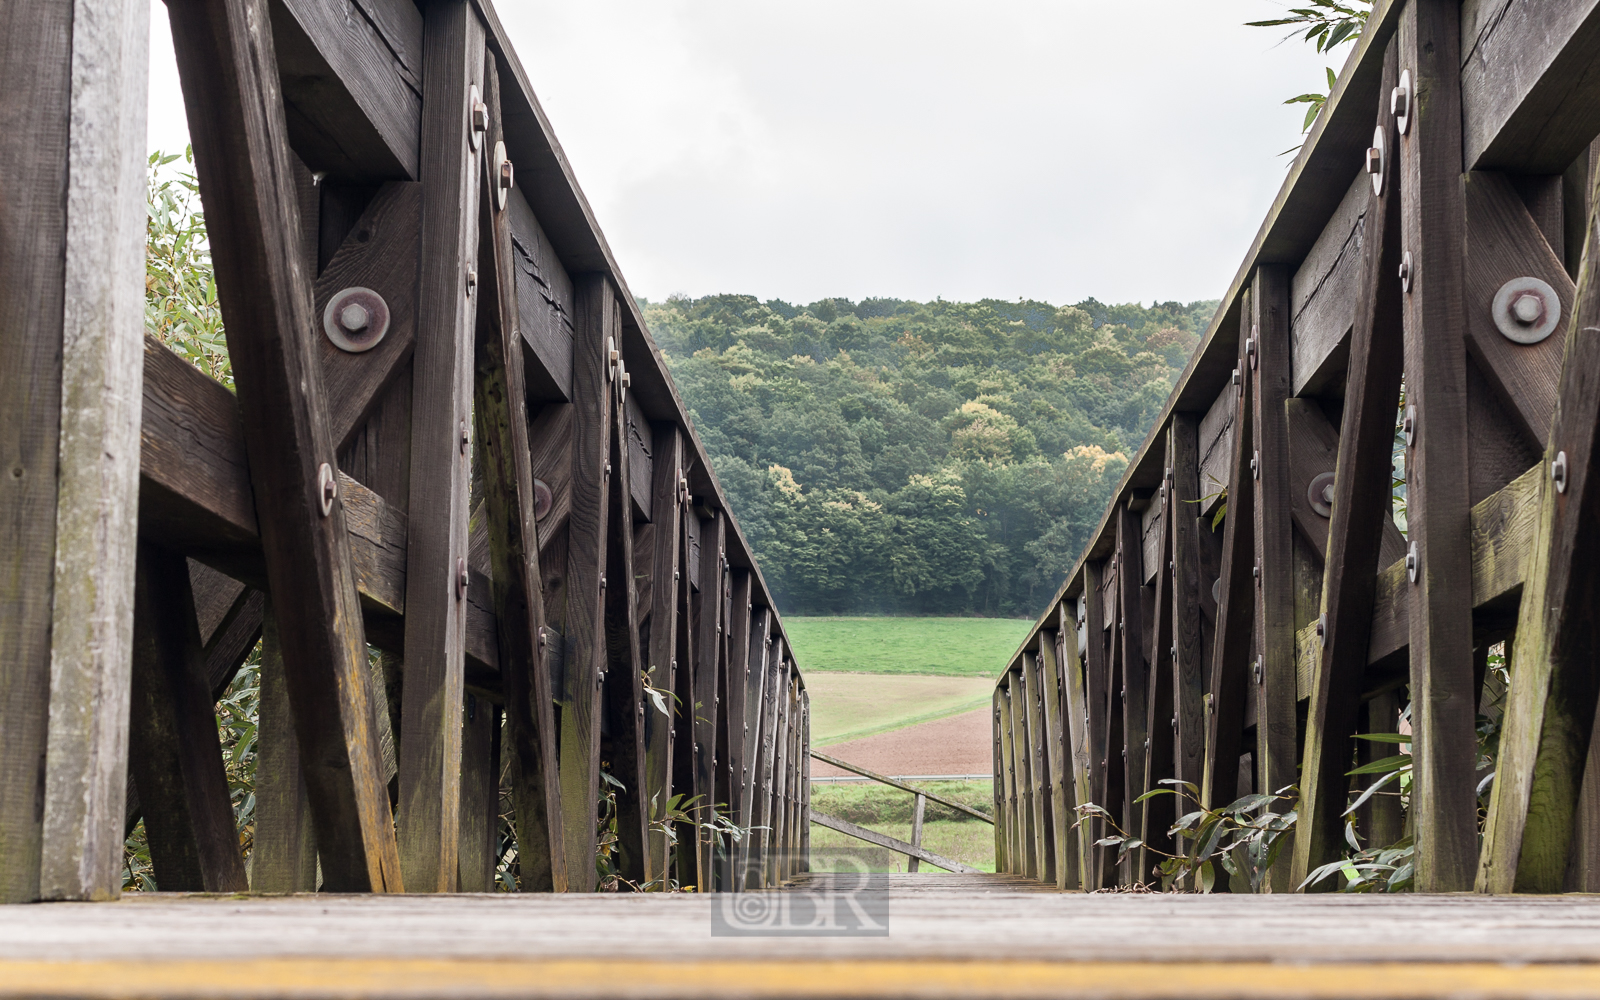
[1247,1,1373,136]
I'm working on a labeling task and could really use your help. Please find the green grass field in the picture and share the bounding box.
[784,617,1033,677]
[804,673,994,746]
[808,780,996,873]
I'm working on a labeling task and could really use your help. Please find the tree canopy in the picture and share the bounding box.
[644,293,1215,618]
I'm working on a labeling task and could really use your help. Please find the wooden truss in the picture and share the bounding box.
[0,0,805,900]
[994,0,1600,894]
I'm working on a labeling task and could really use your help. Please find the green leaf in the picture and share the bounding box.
[1352,733,1410,743]
[1347,754,1412,776]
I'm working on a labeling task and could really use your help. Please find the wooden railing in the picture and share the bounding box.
[0,0,804,901]
[993,0,1600,895]
[808,751,988,874]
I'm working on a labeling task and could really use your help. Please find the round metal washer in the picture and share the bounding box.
[534,478,553,520]
[1308,471,1336,518]
[1492,275,1560,345]
[323,286,391,353]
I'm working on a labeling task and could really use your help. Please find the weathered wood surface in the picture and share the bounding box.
[808,810,982,874]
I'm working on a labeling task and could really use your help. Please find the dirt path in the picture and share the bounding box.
[811,707,992,778]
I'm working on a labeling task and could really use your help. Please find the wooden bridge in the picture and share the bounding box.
[994,0,1600,900]
[0,0,810,902]
[5,0,1600,997]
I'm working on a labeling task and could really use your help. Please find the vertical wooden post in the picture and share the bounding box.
[736,607,771,889]
[252,600,317,891]
[169,0,400,892]
[1081,561,1112,887]
[1169,418,1209,818]
[694,511,726,883]
[1023,651,1054,884]
[457,694,499,892]
[991,691,1007,874]
[396,0,486,894]
[1398,0,1478,893]
[1115,501,1148,884]
[603,364,650,886]
[127,542,248,893]
[908,792,927,873]
[559,274,619,891]
[799,689,811,874]
[1479,142,1600,894]
[469,52,565,892]
[1039,625,1075,889]
[644,426,684,882]
[1141,491,1177,883]
[1250,264,1296,891]
[723,570,753,886]
[0,0,148,903]
[1061,598,1095,888]
[997,684,1019,874]
[753,636,784,884]
[1205,300,1256,818]
[1293,40,1406,891]
[1008,669,1036,880]
[670,506,697,886]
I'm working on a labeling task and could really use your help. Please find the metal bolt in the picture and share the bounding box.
[538,629,547,648]
[1399,251,1413,293]
[1171,643,1177,660]
[1251,450,1259,480]
[339,303,370,331]
[1253,658,1262,685]
[1144,738,1150,750]
[1393,71,1412,134]
[460,419,470,455]
[600,575,607,590]
[1366,127,1385,195]
[1553,451,1569,494]
[466,269,477,293]
[456,557,469,599]
[1171,716,1178,733]
[1406,542,1419,584]
[1232,367,1241,389]
[318,463,336,517]
[1511,291,1543,325]
[604,461,611,477]
[1246,332,1257,370]
[1403,405,1417,448]
[1253,562,1260,581]
[1317,613,1327,646]
[499,155,514,198]
[468,86,486,149]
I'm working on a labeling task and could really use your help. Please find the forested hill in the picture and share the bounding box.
[642,294,1216,619]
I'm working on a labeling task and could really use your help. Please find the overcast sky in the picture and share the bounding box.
[147,2,1348,308]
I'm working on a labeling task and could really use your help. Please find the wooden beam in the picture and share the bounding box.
[644,425,684,883]
[559,273,619,891]
[808,810,980,874]
[1250,265,1296,892]
[693,511,726,884]
[270,0,422,180]
[602,362,651,887]
[1081,561,1112,887]
[1399,0,1480,893]
[457,694,499,892]
[1023,652,1055,885]
[1294,40,1408,893]
[1169,418,1208,813]
[1062,598,1096,887]
[128,541,248,893]
[1479,148,1600,893]
[1460,0,1600,173]
[169,0,400,892]
[1038,630,1076,889]
[470,54,564,893]
[1462,170,1575,448]
[250,600,317,892]
[1140,482,1177,883]
[722,570,753,888]
[395,0,485,893]
[991,691,1008,874]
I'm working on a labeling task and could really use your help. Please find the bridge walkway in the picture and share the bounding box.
[1,886,1597,998]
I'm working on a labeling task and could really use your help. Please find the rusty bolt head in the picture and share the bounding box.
[318,463,336,517]
[340,303,370,331]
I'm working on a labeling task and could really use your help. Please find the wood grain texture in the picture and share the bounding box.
[470,57,564,893]
[723,571,753,886]
[644,425,684,881]
[1197,391,1234,516]
[315,182,422,452]
[1038,629,1075,890]
[1399,0,1481,893]
[1460,0,1600,173]
[1293,45,1407,889]
[1250,266,1297,894]
[692,511,726,884]
[1463,170,1575,448]
[251,600,318,892]
[1139,484,1176,882]
[396,0,485,894]
[1114,504,1147,886]
[1290,173,1368,397]
[602,366,651,886]
[1204,307,1256,815]
[28,0,150,903]
[1080,563,1112,888]
[169,0,399,893]
[504,187,574,403]
[128,542,248,893]
[271,0,421,180]
[1022,652,1054,885]
[558,274,618,892]
[1479,149,1600,893]
[0,0,72,905]
[1168,418,1207,810]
